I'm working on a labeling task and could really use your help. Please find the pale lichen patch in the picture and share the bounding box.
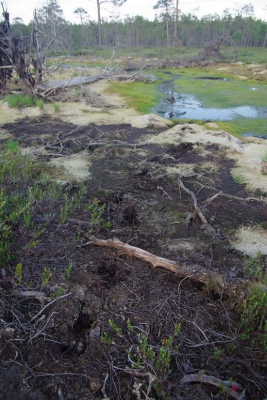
[231,226,267,256]
[142,124,267,193]
[49,152,92,182]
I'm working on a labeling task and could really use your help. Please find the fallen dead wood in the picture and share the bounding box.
[206,191,266,204]
[179,372,245,400]
[77,229,250,303]
[178,176,266,228]
[11,290,46,299]
[37,74,108,91]
[178,176,208,224]
[37,72,156,94]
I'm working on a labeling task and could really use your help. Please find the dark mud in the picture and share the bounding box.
[0,116,267,400]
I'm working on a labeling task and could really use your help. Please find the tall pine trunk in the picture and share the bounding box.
[96,0,102,47]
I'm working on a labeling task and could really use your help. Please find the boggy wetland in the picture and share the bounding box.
[0,55,267,400]
[156,72,267,137]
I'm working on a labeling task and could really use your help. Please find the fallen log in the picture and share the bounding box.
[37,74,107,91]
[77,229,250,304]
[179,372,245,400]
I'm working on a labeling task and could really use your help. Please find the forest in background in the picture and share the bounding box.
[5,0,267,56]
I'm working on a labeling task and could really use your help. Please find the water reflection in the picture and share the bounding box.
[157,91,267,121]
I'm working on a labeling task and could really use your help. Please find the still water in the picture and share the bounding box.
[154,79,267,138]
[156,84,267,121]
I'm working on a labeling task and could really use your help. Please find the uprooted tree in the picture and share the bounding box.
[0,3,66,94]
[0,5,36,91]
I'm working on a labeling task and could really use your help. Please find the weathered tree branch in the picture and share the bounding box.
[177,176,266,228]
[178,176,208,224]
[179,372,245,400]
[76,229,250,303]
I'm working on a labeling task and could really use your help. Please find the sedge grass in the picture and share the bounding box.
[3,94,35,108]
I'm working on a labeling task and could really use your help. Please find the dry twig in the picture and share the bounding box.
[177,176,208,224]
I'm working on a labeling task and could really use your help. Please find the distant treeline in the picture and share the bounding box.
[10,12,267,55]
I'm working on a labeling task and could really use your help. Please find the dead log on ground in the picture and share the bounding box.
[77,229,254,305]
[179,373,245,400]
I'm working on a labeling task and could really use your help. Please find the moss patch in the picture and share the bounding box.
[216,119,267,138]
[106,81,164,113]
[169,68,267,109]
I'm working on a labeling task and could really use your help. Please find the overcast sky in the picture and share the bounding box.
[3,0,267,24]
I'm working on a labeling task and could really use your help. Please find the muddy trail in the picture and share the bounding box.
[0,115,267,400]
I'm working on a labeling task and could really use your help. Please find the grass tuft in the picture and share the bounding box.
[53,103,60,112]
[4,94,35,108]
[36,99,45,109]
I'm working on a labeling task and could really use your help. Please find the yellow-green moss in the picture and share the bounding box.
[107,81,164,113]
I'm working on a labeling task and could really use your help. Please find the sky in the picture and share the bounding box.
[3,0,267,24]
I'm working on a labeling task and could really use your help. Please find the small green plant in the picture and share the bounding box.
[126,318,134,332]
[261,152,267,174]
[29,182,46,201]
[36,99,45,109]
[240,255,267,351]
[101,332,114,345]
[6,139,20,153]
[41,267,55,287]
[0,192,13,267]
[53,102,60,112]
[240,284,267,351]
[243,253,265,280]
[139,333,156,361]
[0,149,41,267]
[60,194,74,223]
[23,209,33,228]
[213,347,225,361]
[47,180,60,200]
[86,199,111,230]
[4,94,35,108]
[155,345,172,374]
[8,195,33,228]
[15,263,23,285]
[65,263,73,280]
[108,318,121,335]
[26,228,45,250]
[101,318,181,398]
[262,152,267,162]
[52,287,64,298]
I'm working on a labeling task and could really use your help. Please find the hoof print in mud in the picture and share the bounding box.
[123,205,138,225]
[97,261,117,286]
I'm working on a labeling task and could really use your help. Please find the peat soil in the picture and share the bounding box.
[0,116,267,400]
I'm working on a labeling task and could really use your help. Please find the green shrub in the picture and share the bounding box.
[4,94,35,108]
[240,285,267,351]
[53,103,60,112]
[36,99,45,109]
[6,140,20,153]
[240,255,267,351]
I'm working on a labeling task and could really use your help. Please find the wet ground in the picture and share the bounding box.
[154,74,267,138]
[1,113,267,399]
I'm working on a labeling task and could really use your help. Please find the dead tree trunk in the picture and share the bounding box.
[0,6,62,94]
[0,5,13,91]
[0,5,40,91]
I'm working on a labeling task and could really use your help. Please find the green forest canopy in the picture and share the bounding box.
[3,0,267,51]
